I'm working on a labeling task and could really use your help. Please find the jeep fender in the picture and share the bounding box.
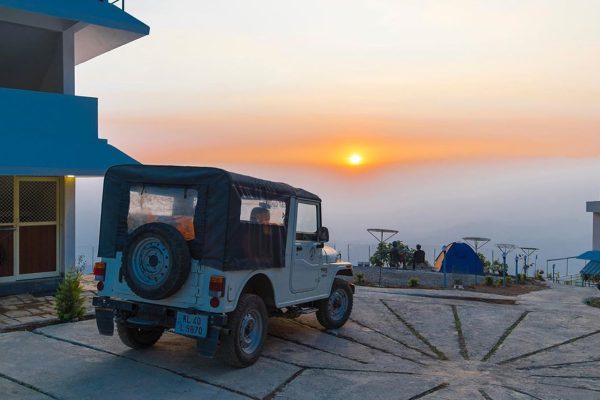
[228,272,277,312]
[330,264,354,293]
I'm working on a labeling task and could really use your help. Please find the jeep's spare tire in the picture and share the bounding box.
[123,223,191,300]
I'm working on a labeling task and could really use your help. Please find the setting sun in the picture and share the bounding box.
[348,153,363,166]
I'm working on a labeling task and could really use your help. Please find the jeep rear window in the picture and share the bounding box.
[128,185,198,240]
[240,198,286,226]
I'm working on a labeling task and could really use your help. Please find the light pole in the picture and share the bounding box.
[441,245,448,289]
[497,244,516,288]
[520,247,539,279]
[463,237,491,285]
[367,228,399,287]
[515,254,520,284]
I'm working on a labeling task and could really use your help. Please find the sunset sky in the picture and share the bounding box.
[75,1,600,272]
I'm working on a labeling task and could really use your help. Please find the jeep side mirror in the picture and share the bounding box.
[318,226,329,243]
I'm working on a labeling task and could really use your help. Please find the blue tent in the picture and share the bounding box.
[434,242,484,275]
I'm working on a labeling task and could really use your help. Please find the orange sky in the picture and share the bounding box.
[100,113,600,172]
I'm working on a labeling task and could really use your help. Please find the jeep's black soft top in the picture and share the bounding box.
[98,165,320,271]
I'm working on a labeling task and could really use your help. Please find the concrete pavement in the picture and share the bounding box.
[1,284,600,399]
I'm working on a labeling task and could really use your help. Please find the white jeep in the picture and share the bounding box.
[93,165,354,367]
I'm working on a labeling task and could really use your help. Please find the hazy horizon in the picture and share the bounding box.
[76,156,599,276]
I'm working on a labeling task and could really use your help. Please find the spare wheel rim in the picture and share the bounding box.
[131,237,171,287]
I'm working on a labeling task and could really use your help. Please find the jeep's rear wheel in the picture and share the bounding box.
[117,321,163,349]
[123,223,191,300]
[220,294,268,367]
[316,278,353,330]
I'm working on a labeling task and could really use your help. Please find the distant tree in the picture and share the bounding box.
[370,241,421,268]
[478,252,492,273]
[370,242,391,267]
[492,260,507,276]
[399,242,419,265]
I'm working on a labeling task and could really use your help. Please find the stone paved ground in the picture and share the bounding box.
[0,275,96,331]
[1,284,600,399]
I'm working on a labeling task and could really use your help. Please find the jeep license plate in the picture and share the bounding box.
[175,312,208,338]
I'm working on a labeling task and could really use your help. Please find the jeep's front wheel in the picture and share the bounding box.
[116,321,163,349]
[220,294,268,367]
[316,278,353,330]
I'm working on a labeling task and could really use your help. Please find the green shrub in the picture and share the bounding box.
[506,276,513,285]
[370,242,391,267]
[495,279,503,287]
[55,272,85,322]
[484,276,494,286]
[408,277,419,287]
[354,272,365,285]
[585,297,600,308]
[535,271,545,281]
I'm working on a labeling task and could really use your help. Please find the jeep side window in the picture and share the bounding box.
[296,202,318,241]
[239,198,286,226]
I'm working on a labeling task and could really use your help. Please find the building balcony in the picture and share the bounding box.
[0,87,137,176]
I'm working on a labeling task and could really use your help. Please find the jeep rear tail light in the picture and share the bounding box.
[93,262,106,281]
[209,275,225,297]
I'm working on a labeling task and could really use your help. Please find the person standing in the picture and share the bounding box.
[413,244,426,270]
[389,241,401,269]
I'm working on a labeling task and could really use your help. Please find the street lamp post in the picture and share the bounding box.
[520,247,539,279]
[497,244,516,288]
[463,237,491,286]
[441,246,448,289]
[367,228,399,287]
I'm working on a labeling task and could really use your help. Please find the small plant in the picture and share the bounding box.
[55,272,86,322]
[354,272,365,285]
[408,277,419,287]
[495,279,503,287]
[484,276,494,286]
[535,270,545,281]
[585,297,600,309]
[506,276,513,285]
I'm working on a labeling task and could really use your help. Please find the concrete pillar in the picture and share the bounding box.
[62,177,76,274]
[62,30,75,95]
[62,23,86,95]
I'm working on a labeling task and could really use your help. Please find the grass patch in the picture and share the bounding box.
[585,297,600,309]
[451,305,469,360]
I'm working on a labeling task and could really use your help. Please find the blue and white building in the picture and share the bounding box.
[0,0,148,295]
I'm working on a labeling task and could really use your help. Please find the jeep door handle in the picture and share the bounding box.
[296,245,303,251]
